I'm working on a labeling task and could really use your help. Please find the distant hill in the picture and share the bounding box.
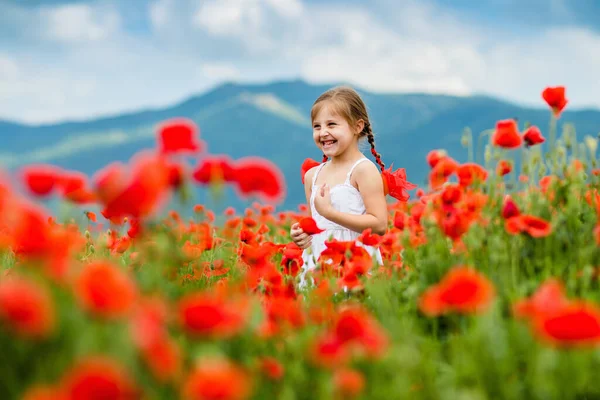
[1,80,599,214]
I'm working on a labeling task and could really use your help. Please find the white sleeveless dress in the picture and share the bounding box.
[298,157,384,288]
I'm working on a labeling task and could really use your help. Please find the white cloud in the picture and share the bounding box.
[472,27,600,108]
[193,0,261,36]
[0,31,218,123]
[193,0,303,35]
[195,1,232,32]
[0,2,223,123]
[0,55,19,80]
[149,0,171,28]
[72,79,97,99]
[0,55,67,108]
[263,0,303,18]
[295,8,480,95]
[40,4,120,43]
[199,62,241,80]
[0,0,599,125]
[192,0,304,54]
[291,1,600,109]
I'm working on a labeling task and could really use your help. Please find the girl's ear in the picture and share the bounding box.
[355,119,365,135]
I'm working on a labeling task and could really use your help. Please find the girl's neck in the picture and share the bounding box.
[328,148,364,165]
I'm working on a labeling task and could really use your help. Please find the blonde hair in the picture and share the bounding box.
[311,86,384,170]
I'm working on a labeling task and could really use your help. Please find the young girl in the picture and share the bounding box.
[290,86,389,288]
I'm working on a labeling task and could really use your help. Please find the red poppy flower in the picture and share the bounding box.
[299,217,324,235]
[259,357,284,381]
[439,184,462,206]
[429,156,459,190]
[193,155,237,185]
[513,278,570,321]
[539,175,557,193]
[492,119,522,149]
[0,276,55,338]
[393,211,406,230]
[542,86,568,117]
[502,195,520,219]
[182,357,252,400]
[177,292,248,338]
[95,152,171,220]
[231,157,286,203]
[56,170,97,204]
[20,164,62,197]
[456,163,488,187]
[311,332,348,368]
[505,214,552,237]
[301,158,321,184]
[259,296,305,337]
[358,228,382,246]
[60,357,138,399]
[3,200,85,280]
[93,162,127,204]
[7,201,56,259]
[419,266,496,316]
[439,208,472,241]
[75,261,137,318]
[280,243,304,276]
[332,306,389,357]
[533,302,600,347]
[496,160,512,176]
[157,118,204,155]
[426,149,447,168]
[381,165,417,202]
[166,162,185,188]
[84,211,97,222]
[522,126,545,146]
[333,368,365,398]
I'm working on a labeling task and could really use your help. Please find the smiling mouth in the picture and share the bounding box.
[321,140,337,148]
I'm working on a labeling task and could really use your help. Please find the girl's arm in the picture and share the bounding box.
[319,162,388,235]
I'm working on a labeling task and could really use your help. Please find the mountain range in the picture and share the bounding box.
[1,80,599,214]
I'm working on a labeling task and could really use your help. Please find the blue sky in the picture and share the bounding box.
[0,0,599,124]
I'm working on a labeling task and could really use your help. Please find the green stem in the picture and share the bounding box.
[477,129,495,165]
[549,114,558,174]
[549,114,557,151]
[509,148,517,193]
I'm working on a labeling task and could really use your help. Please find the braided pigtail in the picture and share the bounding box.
[364,123,385,171]
[322,154,328,163]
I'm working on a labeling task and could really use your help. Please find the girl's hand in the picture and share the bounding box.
[314,183,334,219]
[290,222,312,249]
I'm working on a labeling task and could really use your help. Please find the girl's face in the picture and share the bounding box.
[312,103,361,158]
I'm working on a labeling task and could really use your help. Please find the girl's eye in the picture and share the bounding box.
[328,123,336,126]
[313,125,320,129]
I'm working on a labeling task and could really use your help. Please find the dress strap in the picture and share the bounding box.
[312,162,328,186]
[345,158,369,184]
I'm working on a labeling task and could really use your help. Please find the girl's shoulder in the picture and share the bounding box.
[351,158,380,179]
[351,159,385,194]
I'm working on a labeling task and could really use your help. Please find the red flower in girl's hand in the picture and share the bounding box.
[381,165,417,202]
[299,217,324,235]
[301,158,321,184]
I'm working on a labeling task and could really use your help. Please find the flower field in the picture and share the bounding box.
[2,86,600,400]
